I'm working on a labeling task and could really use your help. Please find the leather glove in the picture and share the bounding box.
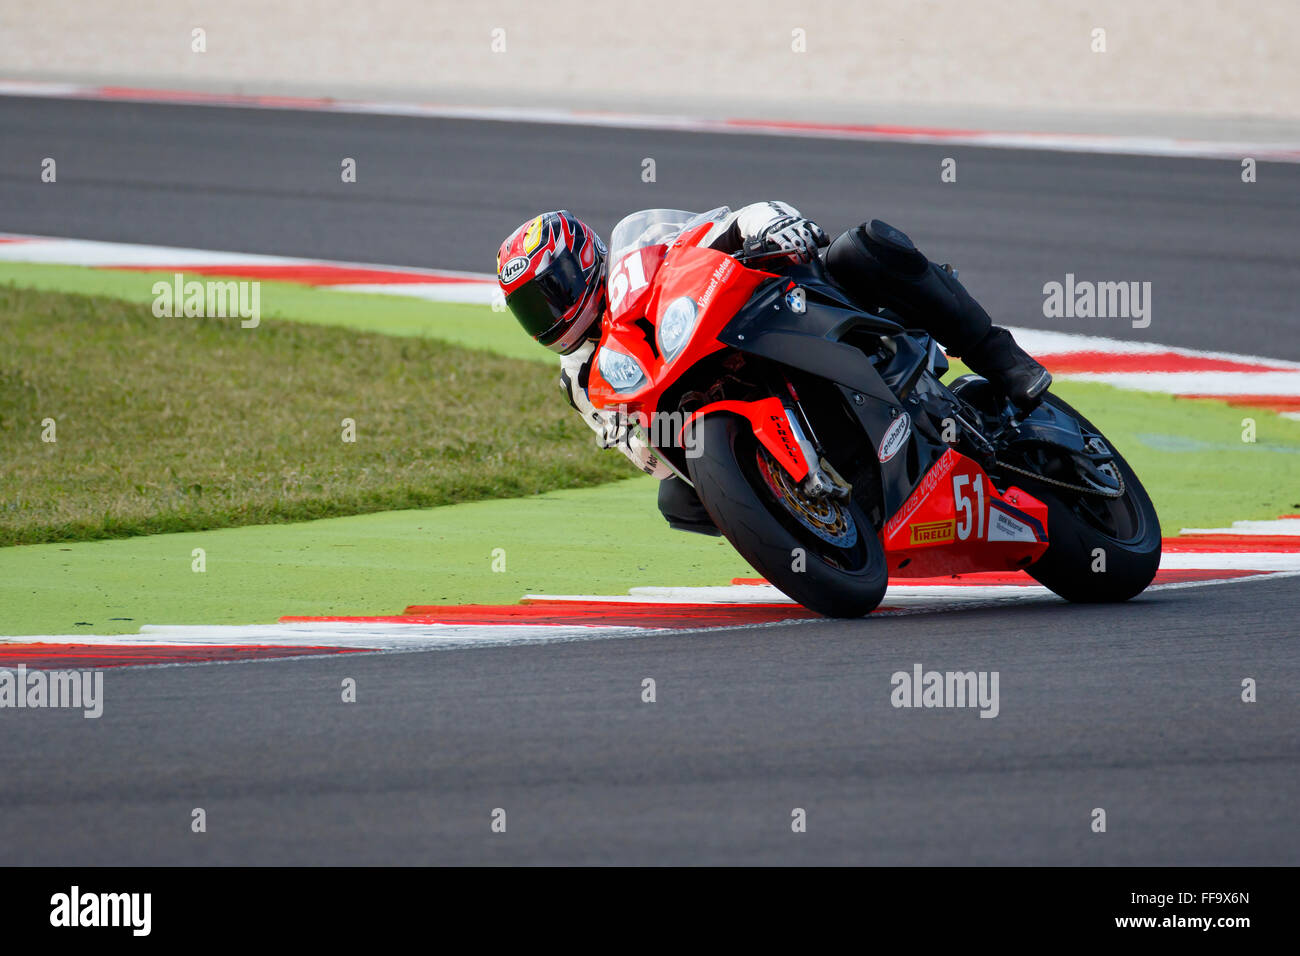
[758,216,828,263]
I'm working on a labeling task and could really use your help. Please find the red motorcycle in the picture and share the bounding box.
[587,208,1161,617]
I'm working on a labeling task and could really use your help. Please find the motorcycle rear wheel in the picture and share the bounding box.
[1004,393,1161,602]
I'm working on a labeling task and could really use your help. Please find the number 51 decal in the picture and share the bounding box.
[607,251,649,314]
[953,473,986,540]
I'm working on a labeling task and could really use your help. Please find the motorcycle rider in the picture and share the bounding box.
[495,203,1052,535]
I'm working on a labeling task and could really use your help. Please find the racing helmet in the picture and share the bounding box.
[496,211,607,354]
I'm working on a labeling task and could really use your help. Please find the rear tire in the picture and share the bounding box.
[1013,395,1161,602]
[686,414,888,618]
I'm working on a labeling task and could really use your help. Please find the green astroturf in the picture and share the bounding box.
[1,263,1296,635]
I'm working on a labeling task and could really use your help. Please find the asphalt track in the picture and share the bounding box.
[1,579,1296,865]
[2,96,1299,358]
[1,96,1298,865]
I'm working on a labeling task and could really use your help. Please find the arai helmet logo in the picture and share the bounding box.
[500,255,529,284]
[877,413,911,463]
[785,287,806,314]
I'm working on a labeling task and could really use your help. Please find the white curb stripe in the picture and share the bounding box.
[1177,519,1300,536]
[5,564,1295,654]
[330,282,497,304]
[1050,371,1300,396]
[1005,326,1300,371]
[4,235,1299,410]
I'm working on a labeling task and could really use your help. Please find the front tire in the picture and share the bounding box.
[686,413,888,618]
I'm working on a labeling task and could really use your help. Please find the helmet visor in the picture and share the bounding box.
[505,253,590,345]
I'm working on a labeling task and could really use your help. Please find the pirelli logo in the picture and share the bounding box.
[910,520,955,545]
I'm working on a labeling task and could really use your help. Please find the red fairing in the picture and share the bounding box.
[605,244,667,324]
[880,449,1049,577]
[680,397,810,482]
[587,225,1051,582]
[587,243,772,415]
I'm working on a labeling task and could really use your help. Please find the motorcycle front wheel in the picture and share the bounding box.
[686,413,888,618]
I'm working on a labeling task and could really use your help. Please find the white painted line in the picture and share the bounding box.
[6,566,1295,656]
[626,585,794,604]
[629,583,1057,603]
[2,80,1298,163]
[0,236,315,267]
[1177,519,1300,536]
[0,232,496,286]
[1004,326,1300,371]
[1053,371,1300,396]
[0,621,656,652]
[331,282,497,304]
[3,235,1298,409]
[1157,553,1300,570]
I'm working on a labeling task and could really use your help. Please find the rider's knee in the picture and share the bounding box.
[825,219,991,352]
[825,219,929,304]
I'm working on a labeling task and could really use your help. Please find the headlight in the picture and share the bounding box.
[597,345,646,393]
[657,296,698,360]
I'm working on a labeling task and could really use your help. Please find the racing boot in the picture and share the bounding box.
[658,475,720,536]
[958,325,1052,414]
[825,219,1051,412]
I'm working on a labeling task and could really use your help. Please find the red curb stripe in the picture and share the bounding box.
[1177,394,1300,412]
[1037,351,1291,375]
[723,117,984,138]
[736,568,1270,587]
[103,263,486,286]
[284,601,822,628]
[1155,568,1267,581]
[97,85,337,110]
[0,644,370,669]
[1165,535,1300,552]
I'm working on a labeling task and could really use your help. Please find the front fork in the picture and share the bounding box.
[780,379,851,500]
[681,393,849,500]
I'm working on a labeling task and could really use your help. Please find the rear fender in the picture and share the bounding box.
[1008,400,1089,454]
[681,397,810,482]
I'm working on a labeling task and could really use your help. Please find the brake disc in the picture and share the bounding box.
[755,449,859,547]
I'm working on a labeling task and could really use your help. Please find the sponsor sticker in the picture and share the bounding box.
[767,411,803,468]
[909,519,955,545]
[987,508,1037,542]
[878,413,911,463]
[785,287,806,314]
[500,255,529,284]
[698,258,735,310]
[884,448,956,538]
